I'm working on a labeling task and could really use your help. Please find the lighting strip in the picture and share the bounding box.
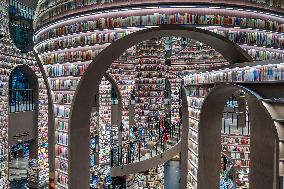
[35,25,284,53]
[38,43,109,56]
[34,27,143,50]
[33,5,284,41]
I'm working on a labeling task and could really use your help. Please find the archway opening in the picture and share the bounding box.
[8,65,41,188]
[68,26,252,189]
[198,84,276,189]
[220,90,250,188]
[89,75,123,189]
[9,66,35,112]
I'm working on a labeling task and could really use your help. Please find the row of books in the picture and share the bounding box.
[35,12,284,43]
[184,63,284,85]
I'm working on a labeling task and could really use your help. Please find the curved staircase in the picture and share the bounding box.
[110,109,182,177]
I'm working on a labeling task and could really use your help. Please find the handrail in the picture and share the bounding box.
[110,116,182,167]
[9,89,34,91]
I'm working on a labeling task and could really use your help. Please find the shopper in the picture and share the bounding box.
[162,119,170,150]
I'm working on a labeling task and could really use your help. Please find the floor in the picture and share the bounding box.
[164,160,181,189]
[10,180,29,189]
[9,158,29,189]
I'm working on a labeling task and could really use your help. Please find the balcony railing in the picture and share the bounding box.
[110,117,182,167]
[9,89,35,113]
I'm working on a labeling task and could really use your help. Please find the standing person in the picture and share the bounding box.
[162,119,170,150]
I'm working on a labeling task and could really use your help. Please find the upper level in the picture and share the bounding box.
[34,0,284,30]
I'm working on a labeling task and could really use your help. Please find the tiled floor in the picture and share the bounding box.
[10,180,29,189]
[9,158,29,189]
[164,160,181,189]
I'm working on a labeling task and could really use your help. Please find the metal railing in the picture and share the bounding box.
[9,89,35,113]
[110,117,182,167]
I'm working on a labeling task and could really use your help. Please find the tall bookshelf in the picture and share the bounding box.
[109,48,136,143]
[134,39,166,188]
[220,93,250,188]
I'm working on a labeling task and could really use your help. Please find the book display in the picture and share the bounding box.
[0,0,9,35]
[220,93,250,188]
[0,1,50,184]
[33,7,284,63]
[0,51,10,188]
[108,48,136,143]
[35,9,284,42]
[30,0,284,189]
[90,165,112,189]
[31,60,50,187]
[89,110,104,189]
[33,5,284,102]
[168,74,181,125]
[170,41,227,67]
[136,165,164,189]
[165,37,182,125]
[184,63,284,85]
[135,39,166,130]
[133,39,166,188]
[34,0,116,28]
[40,47,104,65]
[187,95,200,189]
[99,77,112,165]
[207,27,284,50]
[87,77,113,189]
[90,110,99,165]
[28,159,39,183]
[36,30,135,54]
[34,0,284,30]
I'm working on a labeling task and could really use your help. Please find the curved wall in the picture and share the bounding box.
[34,0,284,29]
[33,4,284,63]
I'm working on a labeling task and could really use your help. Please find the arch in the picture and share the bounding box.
[198,83,278,189]
[8,63,39,124]
[9,64,38,114]
[68,25,252,188]
[180,86,190,188]
[9,64,38,91]
[8,64,40,186]
[33,51,55,176]
[102,73,123,146]
[104,73,122,125]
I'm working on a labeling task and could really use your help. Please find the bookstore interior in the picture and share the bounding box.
[1,0,284,189]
